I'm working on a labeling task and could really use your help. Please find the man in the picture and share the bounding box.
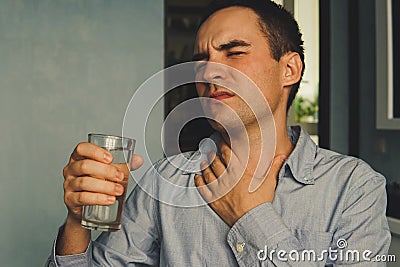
[47,1,390,266]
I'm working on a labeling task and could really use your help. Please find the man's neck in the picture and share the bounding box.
[220,117,294,177]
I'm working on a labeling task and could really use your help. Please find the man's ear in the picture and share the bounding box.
[281,52,303,87]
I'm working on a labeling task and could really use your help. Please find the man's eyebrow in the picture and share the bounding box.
[218,39,251,50]
[192,52,209,61]
[192,40,251,61]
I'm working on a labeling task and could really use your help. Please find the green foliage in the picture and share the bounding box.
[295,96,318,123]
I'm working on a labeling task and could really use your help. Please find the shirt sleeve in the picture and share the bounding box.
[226,166,391,267]
[227,202,320,266]
[327,168,391,266]
[45,167,161,267]
[44,228,91,267]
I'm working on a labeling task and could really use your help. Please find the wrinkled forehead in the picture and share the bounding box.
[195,6,262,52]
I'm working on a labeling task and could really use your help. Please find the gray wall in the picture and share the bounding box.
[0,1,164,266]
[329,0,350,154]
[329,0,400,263]
[357,0,400,263]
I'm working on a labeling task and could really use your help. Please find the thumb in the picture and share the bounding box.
[131,154,144,170]
[248,154,287,192]
[268,154,287,177]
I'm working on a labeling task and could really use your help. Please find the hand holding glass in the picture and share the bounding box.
[81,134,135,232]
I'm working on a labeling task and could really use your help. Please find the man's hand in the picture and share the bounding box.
[63,142,144,222]
[57,142,143,256]
[194,141,286,227]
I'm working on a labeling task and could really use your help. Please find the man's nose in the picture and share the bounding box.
[201,62,226,83]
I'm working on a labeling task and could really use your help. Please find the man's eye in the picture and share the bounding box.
[227,51,245,57]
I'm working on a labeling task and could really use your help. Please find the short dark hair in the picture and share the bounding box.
[200,0,305,111]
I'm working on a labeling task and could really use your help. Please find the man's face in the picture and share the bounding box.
[194,6,285,130]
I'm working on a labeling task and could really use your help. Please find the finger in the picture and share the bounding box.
[267,154,287,178]
[68,176,124,196]
[219,139,242,168]
[114,163,130,179]
[200,161,217,184]
[194,174,212,202]
[68,159,124,182]
[102,154,144,179]
[260,154,287,188]
[67,191,117,207]
[248,154,287,193]
[71,142,113,163]
[219,140,232,166]
[130,154,144,170]
[208,152,227,177]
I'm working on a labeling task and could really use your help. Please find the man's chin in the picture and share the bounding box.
[207,119,224,132]
[206,116,246,134]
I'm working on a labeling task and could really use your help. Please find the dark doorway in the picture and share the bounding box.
[164,1,213,156]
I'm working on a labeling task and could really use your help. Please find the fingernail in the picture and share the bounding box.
[115,184,124,194]
[207,151,215,162]
[104,153,112,162]
[117,170,124,180]
[200,161,208,169]
[107,196,115,203]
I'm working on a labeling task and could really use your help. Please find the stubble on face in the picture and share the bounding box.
[194,7,284,134]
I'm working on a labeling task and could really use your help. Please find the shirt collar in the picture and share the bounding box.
[282,126,317,185]
[181,126,318,186]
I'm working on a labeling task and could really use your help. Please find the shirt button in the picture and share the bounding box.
[236,242,245,253]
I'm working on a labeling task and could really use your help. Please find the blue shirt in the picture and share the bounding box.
[46,126,391,266]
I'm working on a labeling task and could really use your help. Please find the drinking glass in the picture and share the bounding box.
[81,133,135,231]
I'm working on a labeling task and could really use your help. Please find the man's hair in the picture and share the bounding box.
[201,0,305,111]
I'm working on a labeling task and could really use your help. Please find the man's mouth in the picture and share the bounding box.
[210,91,234,101]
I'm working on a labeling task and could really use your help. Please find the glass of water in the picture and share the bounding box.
[81,133,135,232]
